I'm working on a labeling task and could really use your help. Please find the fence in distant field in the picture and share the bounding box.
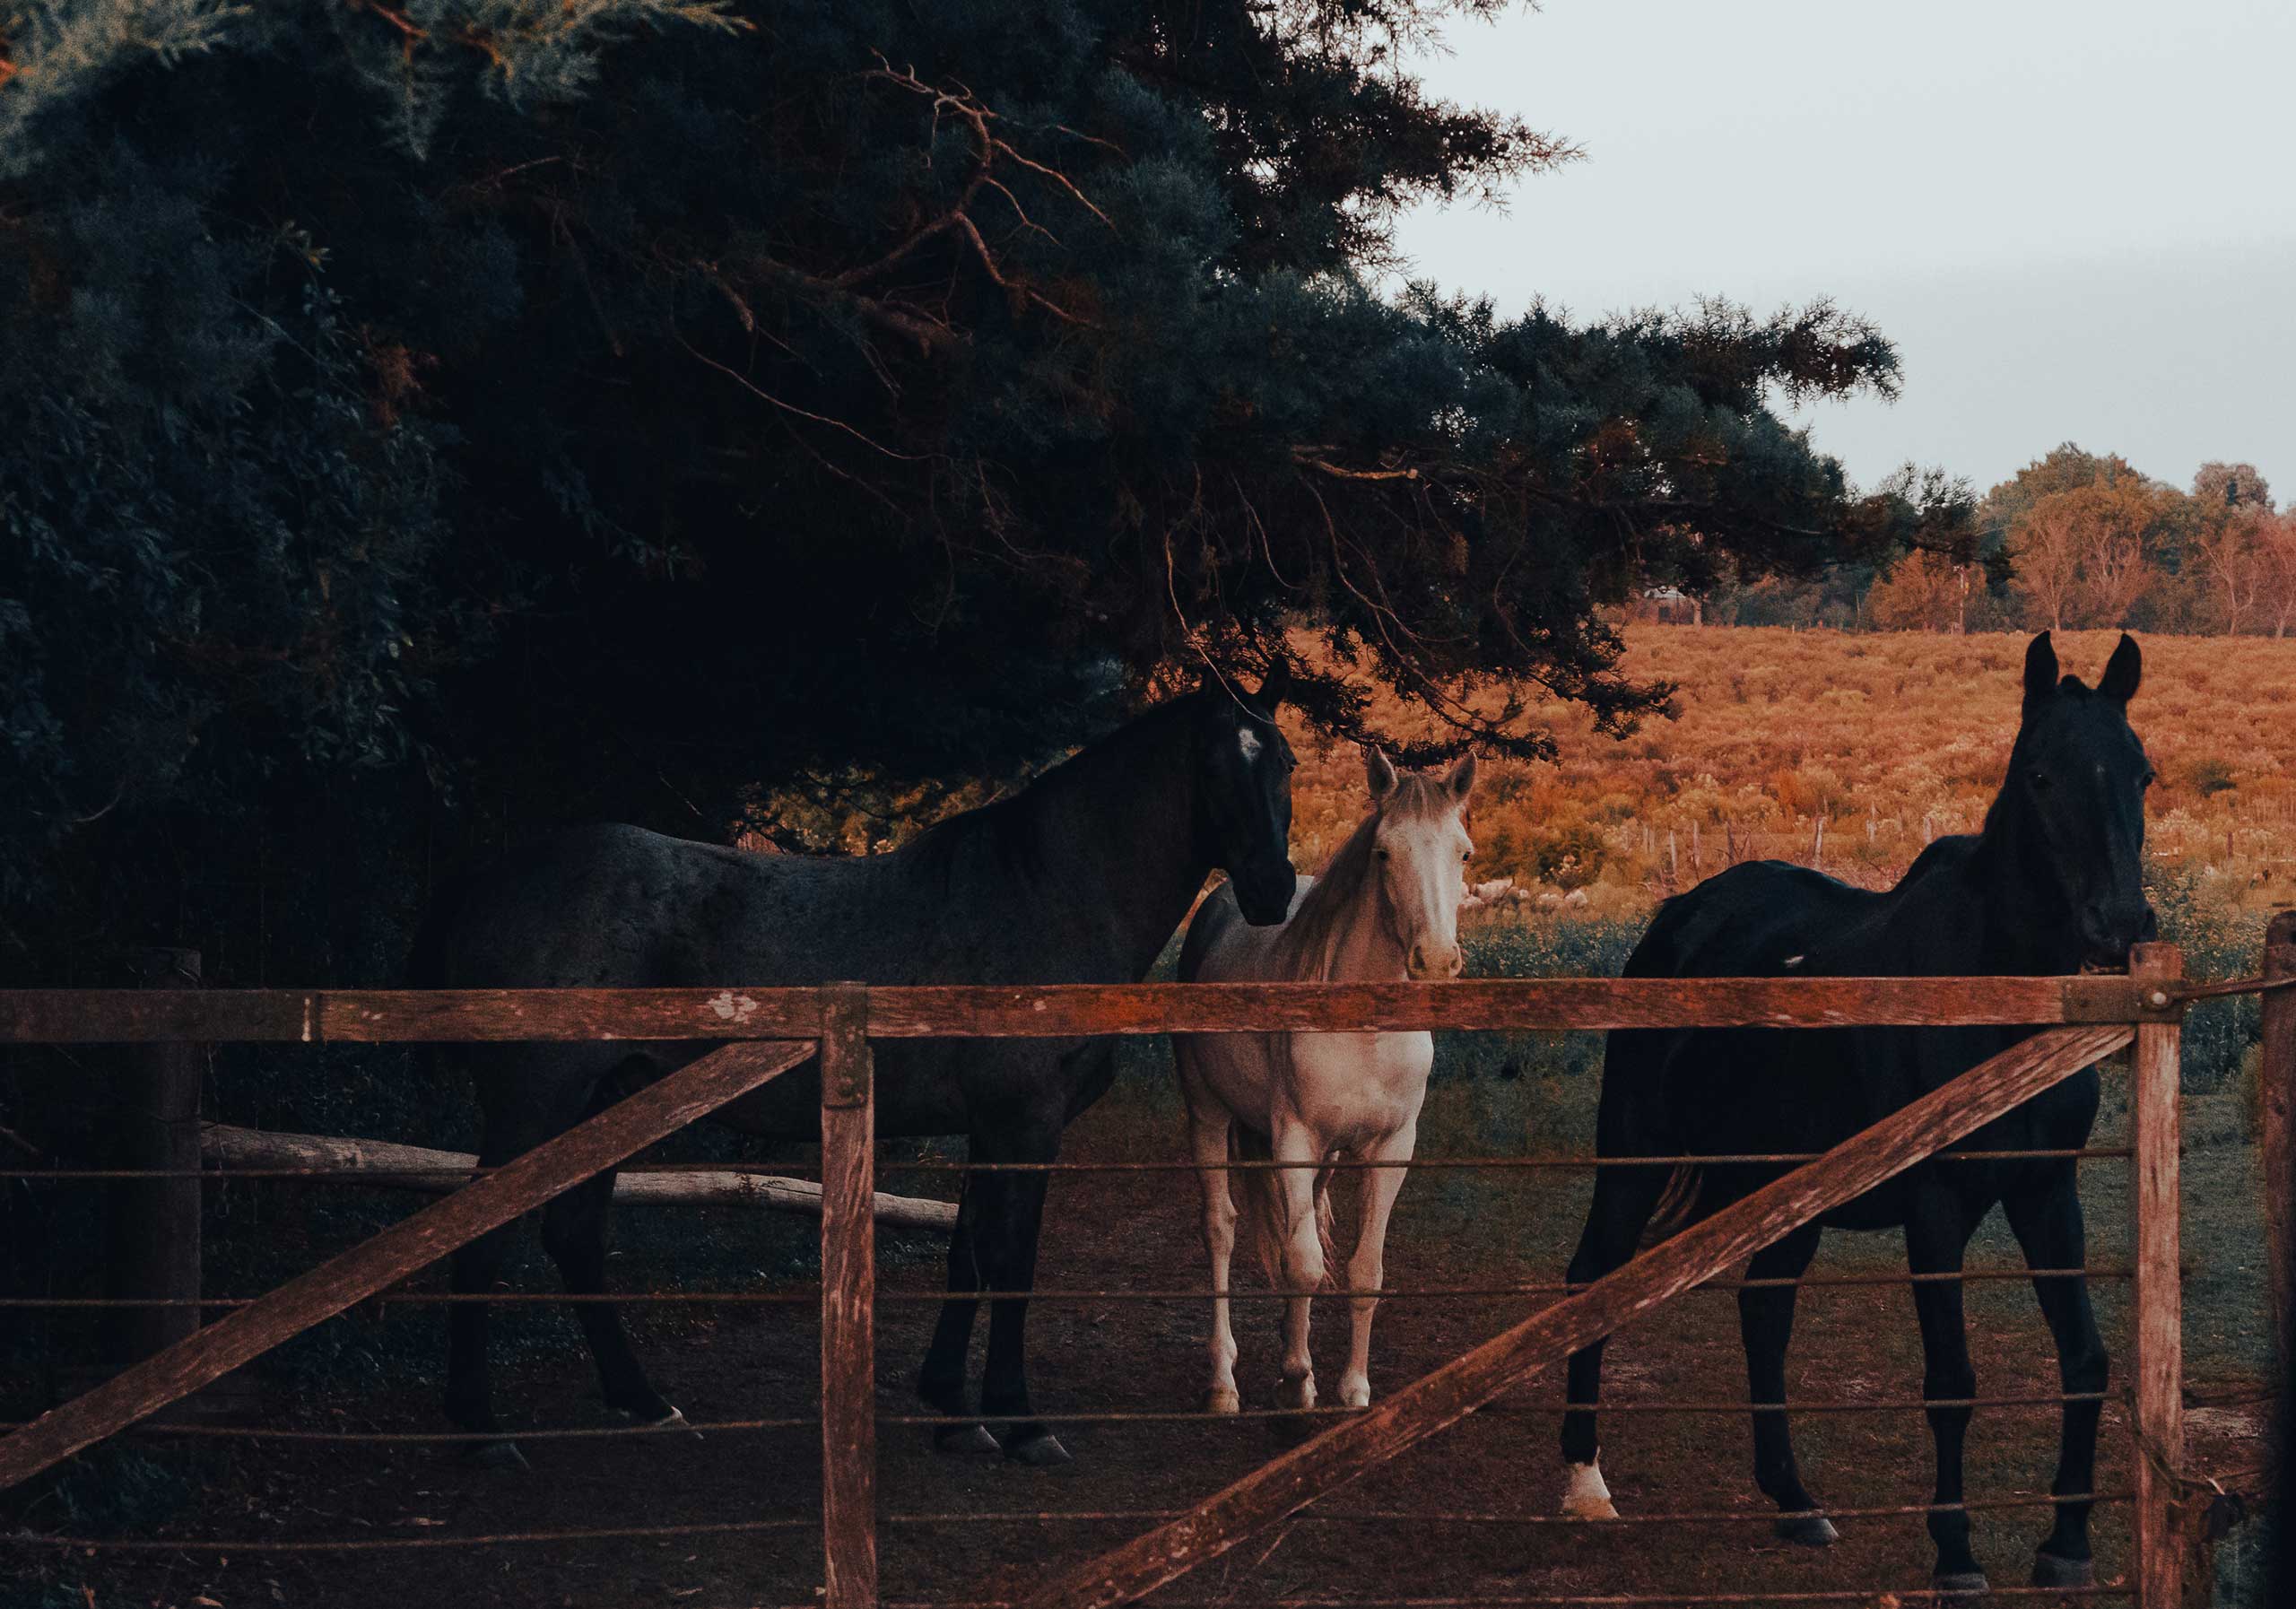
[4,929,2292,1608]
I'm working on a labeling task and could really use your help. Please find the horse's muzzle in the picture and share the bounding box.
[2079,898,2156,970]
[1232,859,1298,926]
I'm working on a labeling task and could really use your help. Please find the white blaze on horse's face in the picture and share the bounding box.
[1364,746,1477,980]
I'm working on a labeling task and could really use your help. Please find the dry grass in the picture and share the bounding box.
[1283,626,2296,913]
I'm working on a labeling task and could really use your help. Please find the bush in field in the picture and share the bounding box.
[2144,864,2267,1090]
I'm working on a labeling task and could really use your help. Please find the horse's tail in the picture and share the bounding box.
[1231,1126,1336,1291]
[1639,1164,1704,1249]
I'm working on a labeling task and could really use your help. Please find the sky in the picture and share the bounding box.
[1391,0,2296,502]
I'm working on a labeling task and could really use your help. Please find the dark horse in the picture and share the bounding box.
[417,675,1299,1467]
[1557,632,2152,1596]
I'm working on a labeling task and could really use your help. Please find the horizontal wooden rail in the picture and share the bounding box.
[0,975,2164,1044]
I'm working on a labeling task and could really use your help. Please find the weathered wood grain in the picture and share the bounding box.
[197,1123,955,1231]
[2129,943,2186,1609]
[0,1039,812,1492]
[818,985,878,1609]
[1013,1022,2134,1609]
[0,975,2144,1044]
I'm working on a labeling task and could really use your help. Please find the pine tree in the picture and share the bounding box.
[0,1,1970,969]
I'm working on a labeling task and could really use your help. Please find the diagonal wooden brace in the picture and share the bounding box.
[1021,1022,2134,1609]
[0,1039,813,1492]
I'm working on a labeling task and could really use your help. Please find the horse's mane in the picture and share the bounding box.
[1280,772,1452,979]
[899,691,1196,886]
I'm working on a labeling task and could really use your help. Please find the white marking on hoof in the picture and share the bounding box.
[1205,1386,1241,1414]
[1338,1375,1371,1410]
[1561,1459,1618,1520]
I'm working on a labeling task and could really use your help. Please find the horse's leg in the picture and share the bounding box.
[443,1051,609,1469]
[539,1165,679,1426]
[1270,1117,1328,1414]
[917,1170,997,1456]
[1739,1222,1833,1544]
[1335,1122,1415,1410]
[1557,1160,1673,1518]
[445,1117,542,1469]
[1906,1182,1987,1596]
[2003,1170,2108,1590]
[1185,1102,1244,1414]
[974,1110,1069,1466]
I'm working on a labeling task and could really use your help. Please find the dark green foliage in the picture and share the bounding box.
[3,3,1954,970]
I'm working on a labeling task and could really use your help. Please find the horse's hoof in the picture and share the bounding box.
[467,1438,528,1472]
[1931,1570,1989,1598]
[1561,1461,1618,1521]
[1773,1514,1839,1547]
[934,1423,1002,1457]
[1274,1377,1317,1413]
[1205,1387,1241,1415]
[1002,1430,1073,1468]
[2032,1552,2094,1589]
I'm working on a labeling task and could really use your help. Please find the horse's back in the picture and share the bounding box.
[429,822,863,989]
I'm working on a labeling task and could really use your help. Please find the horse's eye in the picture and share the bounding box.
[2141,770,2156,789]
[1375,848,1390,861]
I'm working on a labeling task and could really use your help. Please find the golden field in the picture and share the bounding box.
[1281,626,2296,912]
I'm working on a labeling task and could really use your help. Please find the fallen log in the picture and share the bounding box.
[199,1122,956,1231]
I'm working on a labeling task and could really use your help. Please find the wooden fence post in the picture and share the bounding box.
[2260,910,2296,1369]
[819,984,878,1609]
[106,947,203,1366]
[2129,942,2186,1608]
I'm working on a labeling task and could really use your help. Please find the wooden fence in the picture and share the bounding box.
[0,944,2280,1608]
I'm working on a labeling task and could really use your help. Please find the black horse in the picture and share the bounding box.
[1557,632,2152,1596]
[416,674,1298,1468]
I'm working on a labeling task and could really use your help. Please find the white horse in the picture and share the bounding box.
[1174,745,1476,1413]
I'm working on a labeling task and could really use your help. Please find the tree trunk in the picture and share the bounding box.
[198,1123,957,1230]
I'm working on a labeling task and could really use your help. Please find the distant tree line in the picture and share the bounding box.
[1668,447,2292,636]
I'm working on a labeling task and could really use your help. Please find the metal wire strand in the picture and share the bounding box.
[0,1389,2118,1443]
[0,1146,2131,1181]
[0,1517,817,1553]
[0,1264,2133,1309]
[877,1487,2135,1530]
[0,1491,2134,1557]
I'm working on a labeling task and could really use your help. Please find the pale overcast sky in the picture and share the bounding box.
[1392,0,2296,502]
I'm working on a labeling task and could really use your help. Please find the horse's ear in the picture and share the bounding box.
[2100,632,2142,705]
[1444,752,1478,805]
[2022,631,2059,712]
[1361,744,1397,800]
[1253,660,1292,712]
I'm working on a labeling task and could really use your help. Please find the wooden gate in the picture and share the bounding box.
[0,943,2252,1606]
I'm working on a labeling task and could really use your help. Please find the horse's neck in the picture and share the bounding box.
[1274,863,1405,983]
[1020,702,1207,977]
[1940,804,2085,976]
[1320,896,1406,982]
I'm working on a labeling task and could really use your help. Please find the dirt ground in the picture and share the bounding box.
[9,1085,2276,1609]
